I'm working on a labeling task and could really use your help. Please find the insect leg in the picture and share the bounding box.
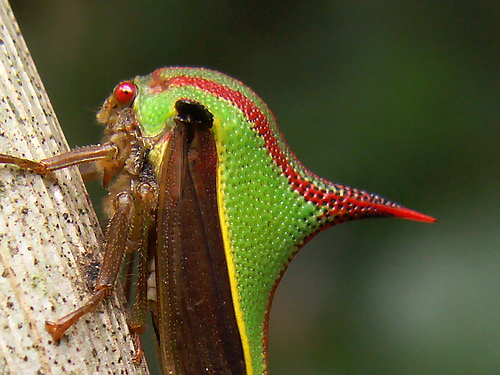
[128,182,157,363]
[0,143,117,175]
[121,250,136,304]
[46,190,135,342]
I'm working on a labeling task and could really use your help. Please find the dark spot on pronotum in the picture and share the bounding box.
[175,99,214,127]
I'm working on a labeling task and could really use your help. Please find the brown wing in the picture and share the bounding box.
[153,118,246,374]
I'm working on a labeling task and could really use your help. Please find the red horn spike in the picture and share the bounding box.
[371,203,437,223]
[321,186,437,225]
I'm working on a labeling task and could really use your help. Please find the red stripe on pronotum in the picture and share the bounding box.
[154,74,435,223]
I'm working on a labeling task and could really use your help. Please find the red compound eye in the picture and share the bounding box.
[114,81,136,104]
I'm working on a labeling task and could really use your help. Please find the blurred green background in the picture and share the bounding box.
[10,1,500,374]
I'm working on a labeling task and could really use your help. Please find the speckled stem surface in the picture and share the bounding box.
[0,1,149,373]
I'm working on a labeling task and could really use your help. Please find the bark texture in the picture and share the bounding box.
[0,1,149,373]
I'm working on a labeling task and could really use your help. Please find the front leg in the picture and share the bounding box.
[0,143,118,175]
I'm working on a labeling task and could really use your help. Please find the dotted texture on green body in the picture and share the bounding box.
[213,103,321,374]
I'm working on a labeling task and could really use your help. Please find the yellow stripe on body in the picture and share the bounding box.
[213,118,254,375]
